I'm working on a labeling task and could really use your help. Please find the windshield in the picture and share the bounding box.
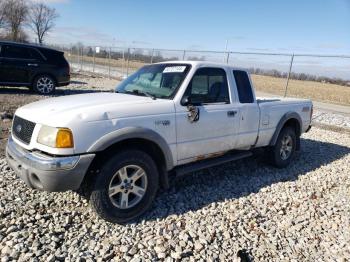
[116,64,191,99]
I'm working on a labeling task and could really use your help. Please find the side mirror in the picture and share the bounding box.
[181,95,191,106]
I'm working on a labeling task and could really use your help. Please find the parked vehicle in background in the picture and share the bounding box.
[6,61,312,223]
[0,41,70,95]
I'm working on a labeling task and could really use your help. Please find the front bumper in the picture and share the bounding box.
[6,136,95,192]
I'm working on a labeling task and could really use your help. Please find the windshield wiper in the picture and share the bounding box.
[130,89,157,100]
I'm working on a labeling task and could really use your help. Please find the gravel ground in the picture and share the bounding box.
[0,127,349,261]
[1,74,350,261]
[313,109,350,129]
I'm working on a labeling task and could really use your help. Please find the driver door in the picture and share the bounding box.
[175,67,240,164]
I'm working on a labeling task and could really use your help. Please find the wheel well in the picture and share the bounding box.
[283,118,301,137]
[282,118,301,150]
[87,138,169,189]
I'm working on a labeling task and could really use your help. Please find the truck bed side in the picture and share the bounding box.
[255,97,313,147]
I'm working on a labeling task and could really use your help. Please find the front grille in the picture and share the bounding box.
[12,116,36,145]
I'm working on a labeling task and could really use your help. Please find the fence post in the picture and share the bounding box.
[226,52,230,64]
[70,47,73,69]
[150,49,155,64]
[76,47,79,69]
[93,47,96,73]
[284,54,294,97]
[122,48,125,76]
[80,46,83,71]
[182,50,186,60]
[108,47,111,79]
[126,48,131,76]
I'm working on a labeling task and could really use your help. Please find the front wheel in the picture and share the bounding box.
[89,149,159,223]
[269,127,296,168]
[33,75,56,95]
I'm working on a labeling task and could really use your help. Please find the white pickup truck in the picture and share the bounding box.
[6,61,312,223]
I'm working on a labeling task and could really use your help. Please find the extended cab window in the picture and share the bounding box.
[2,45,35,60]
[233,70,254,103]
[185,67,229,104]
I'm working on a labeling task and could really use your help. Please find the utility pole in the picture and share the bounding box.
[224,39,229,62]
[225,39,229,52]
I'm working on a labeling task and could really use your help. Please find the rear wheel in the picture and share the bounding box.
[269,127,296,168]
[89,149,159,223]
[33,75,56,95]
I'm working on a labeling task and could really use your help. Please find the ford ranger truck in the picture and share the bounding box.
[6,61,312,223]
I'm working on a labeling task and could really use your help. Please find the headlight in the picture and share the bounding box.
[37,126,74,148]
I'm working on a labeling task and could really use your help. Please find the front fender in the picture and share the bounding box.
[87,127,174,170]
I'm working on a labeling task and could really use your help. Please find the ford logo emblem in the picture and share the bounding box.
[16,124,22,133]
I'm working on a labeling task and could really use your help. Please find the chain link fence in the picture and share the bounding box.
[58,45,350,106]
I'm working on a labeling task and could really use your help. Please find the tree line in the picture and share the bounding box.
[83,46,182,64]
[248,67,350,87]
[0,0,58,44]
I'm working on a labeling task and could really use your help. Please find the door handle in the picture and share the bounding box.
[227,110,237,117]
[28,63,38,67]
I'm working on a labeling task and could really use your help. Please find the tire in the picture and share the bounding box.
[33,75,56,95]
[89,149,159,223]
[269,127,296,168]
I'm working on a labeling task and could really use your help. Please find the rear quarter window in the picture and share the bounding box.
[30,49,44,61]
[233,70,254,103]
[39,49,68,66]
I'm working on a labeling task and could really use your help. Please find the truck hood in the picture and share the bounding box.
[15,92,174,126]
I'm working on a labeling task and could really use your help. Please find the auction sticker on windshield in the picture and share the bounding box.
[163,66,186,73]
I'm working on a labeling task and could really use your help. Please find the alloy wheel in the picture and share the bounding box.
[108,165,148,209]
[36,77,54,94]
[280,134,293,160]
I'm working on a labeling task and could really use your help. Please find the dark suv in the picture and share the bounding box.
[0,41,70,94]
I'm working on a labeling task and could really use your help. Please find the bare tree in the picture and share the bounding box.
[2,0,28,41]
[29,3,58,44]
[0,0,6,29]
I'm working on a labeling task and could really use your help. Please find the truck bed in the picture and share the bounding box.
[253,96,312,148]
[257,96,311,105]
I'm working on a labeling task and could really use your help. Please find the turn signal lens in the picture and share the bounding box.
[56,128,74,148]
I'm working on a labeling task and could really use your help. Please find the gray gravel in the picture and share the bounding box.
[313,109,350,129]
[0,127,349,261]
[1,74,349,260]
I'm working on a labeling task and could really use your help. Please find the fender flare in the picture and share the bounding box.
[269,112,302,147]
[87,127,174,170]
